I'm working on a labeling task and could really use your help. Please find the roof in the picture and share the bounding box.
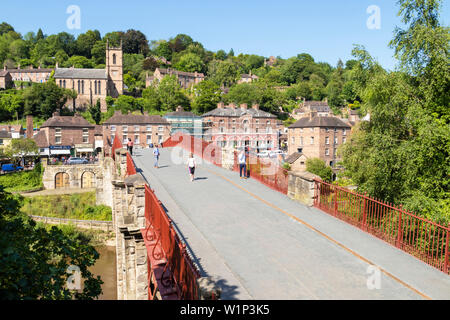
[54,68,107,80]
[0,124,22,133]
[284,152,305,164]
[288,116,352,129]
[32,130,48,148]
[164,109,200,118]
[0,70,10,77]
[155,68,204,78]
[0,131,12,139]
[304,101,329,107]
[241,74,259,79]
[6,68,53,73]
[202,107,277,119]
[41,115,95,128]
[103,112,170,125]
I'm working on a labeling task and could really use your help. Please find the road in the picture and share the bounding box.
[133,147,450,300]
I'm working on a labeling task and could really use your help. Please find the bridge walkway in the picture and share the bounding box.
[133,147,450,300]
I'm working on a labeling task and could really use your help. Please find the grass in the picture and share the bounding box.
[21,191,112,221]
[0,163,43,192]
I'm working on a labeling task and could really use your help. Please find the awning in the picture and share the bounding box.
[76,148,94,153]
[51,149,71,155]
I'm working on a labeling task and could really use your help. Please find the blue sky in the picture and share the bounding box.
[1,0,449,70]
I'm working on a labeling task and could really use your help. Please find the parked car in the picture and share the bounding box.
[1,163,24,173]
[67,157,88,165]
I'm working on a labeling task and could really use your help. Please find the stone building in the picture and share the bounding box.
[146,67,204,89]
[237,72,259,84]
[292,101,332,120]
[202,102,282,150]
[288,112,351,168]
[0,70,13,89]
[54,41,123,112]
[3,65,52,84]
[102,111,171,154]
[163,106,203,138]
[0,124,23,139]
[32,112,96,158]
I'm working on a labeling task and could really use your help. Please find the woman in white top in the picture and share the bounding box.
[186,153,196,182]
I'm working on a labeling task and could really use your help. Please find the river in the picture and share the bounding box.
[89,246,117,300]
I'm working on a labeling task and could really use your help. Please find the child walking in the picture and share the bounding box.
[186,153,196,182]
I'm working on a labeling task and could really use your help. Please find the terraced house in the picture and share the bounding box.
[102,111,171,154]
[146,67,205,89]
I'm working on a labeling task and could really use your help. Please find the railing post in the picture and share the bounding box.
[397,205,403,249]
[445,224,449,274]
[362,193,367,230]
[334,186,338,216]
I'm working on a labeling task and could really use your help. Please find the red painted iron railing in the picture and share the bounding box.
[164,133,288,194]
[111,135,123,160]
[143,184,201,300]
[314,180,450,275]
[126,152,137,176]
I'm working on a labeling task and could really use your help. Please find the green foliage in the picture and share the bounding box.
[89,100,102,125]
[0,186,103,299]
[191,80,221,114]
[306,158,333,182]
[0,162,43,192]
[20,192,112,221]
[174,52,205,73]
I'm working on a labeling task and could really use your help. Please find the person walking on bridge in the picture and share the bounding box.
[153,144,160,168]
[186,153,196,182]
[127,138,134,156]
[238,149,247,179]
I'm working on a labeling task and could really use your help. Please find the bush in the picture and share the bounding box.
[0,163,43,192]
[306,158,333,182]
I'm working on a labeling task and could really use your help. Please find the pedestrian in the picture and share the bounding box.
[127,138,134,155]
[149,142,154,149]
[238,148,247,179]
[186,153,196,182]
[153,144,160,168]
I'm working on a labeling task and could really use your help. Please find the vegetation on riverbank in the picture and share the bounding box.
[20,191,112,221]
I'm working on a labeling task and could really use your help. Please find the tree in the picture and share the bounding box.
[157,75,190,112]
[306,158,333,182]
[0,22,14,36]
[341,0,449,223]
[76,30,101,58]
[215,50,227,61]
[89,100,102,125]
[191,80,221,114]
[4,138,38,165]
[122,29,149,55]
[0,186,103,299]
[208,59,239,88]
[174,52,204,73]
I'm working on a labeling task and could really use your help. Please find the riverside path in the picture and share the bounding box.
[132,146,450,300]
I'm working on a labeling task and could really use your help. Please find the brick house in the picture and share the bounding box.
[102,111,171,154]
[3,65,52,84]
[202,102,283,150]
[292,101,332,120]
[0,124,24,139]
[146,68,205,89]
[288,112,351,168]
[32,113,96,158]
[0,70,13,89]
[237,71,259,84]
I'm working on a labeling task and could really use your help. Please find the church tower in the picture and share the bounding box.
[106,40,123,97]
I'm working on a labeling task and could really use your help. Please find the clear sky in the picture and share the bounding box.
[1,0,449,70]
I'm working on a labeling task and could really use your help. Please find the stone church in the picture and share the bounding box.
[54,41,123,112]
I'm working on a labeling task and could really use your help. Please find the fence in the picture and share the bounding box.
[314,180,450,275]
[118,138,202,299]
[165,133,288,194]
[143,185,200,300]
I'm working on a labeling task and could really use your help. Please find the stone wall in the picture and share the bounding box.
[42,161,104,190]
[112,148,148,300]
[287,171,321,206]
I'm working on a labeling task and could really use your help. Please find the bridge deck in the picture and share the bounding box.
[133,147,450,300]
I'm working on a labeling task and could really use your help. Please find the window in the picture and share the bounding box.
[146,126,152,132]
[98,81,101,94]
[300,137,303,146]
[343,129,347,136]
[94,81,97,95]
[291,136,295,144]
[326,128,329,133]
[123,135,128,143]
[134,135,139,144]
[55,128,62,144]
[82,128,89,143]
[310,128,314,132]
[233,127,236,133]
[147,135,152,144]
[325,148,330,156]
[325,137,330,145]
[134,125,140,132]
[81,80,84,94]
[123,125,128,132]
[158,126,164,132]
[335,137,338,144]
[334,148,337,157]
[255,128,259,133]
[111,125,116,132]
[63,80,66,88]
[111,134,115,142]
[310,137,314,145]
[0,139,3,145]
[300,128,303,133]
[77,80,80,93]
[343,137,347,144]
[113,54,116,65]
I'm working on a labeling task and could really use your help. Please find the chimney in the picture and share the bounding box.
[143,111,149,116]
[229,103,236,110]
[55,62,59,69]
[53,111,60,117]
[26,115,33,139]
[217,102,225,109]
[309,111,317,120]
[240,103,248,110]
[252,104,259,110]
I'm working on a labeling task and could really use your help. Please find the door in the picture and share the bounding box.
[82,171,95,188]
[55,172,70,189]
